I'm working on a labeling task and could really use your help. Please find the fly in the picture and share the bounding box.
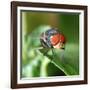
[40,28,66,60]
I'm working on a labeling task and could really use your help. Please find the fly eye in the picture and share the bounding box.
[60,34,66,43]
[50,34,60,46]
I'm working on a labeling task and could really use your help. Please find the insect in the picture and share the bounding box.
[40,28,66,49]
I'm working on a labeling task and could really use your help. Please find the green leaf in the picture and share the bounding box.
[39,43,79,75]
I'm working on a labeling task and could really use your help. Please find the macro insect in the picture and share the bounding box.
[40,28,66,50]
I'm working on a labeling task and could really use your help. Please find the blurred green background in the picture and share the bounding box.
[21,11,79,78]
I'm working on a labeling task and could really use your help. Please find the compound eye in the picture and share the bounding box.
[59,34,66,43]
[50,34,60,46]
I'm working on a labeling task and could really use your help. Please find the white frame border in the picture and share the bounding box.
[17,6,84,84]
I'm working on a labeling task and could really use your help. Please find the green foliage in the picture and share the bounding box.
[39,44,79,75]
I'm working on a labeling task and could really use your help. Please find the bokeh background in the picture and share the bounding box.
[21,11,79,78]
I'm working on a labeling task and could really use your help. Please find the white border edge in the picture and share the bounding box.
[17,6,84,84]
